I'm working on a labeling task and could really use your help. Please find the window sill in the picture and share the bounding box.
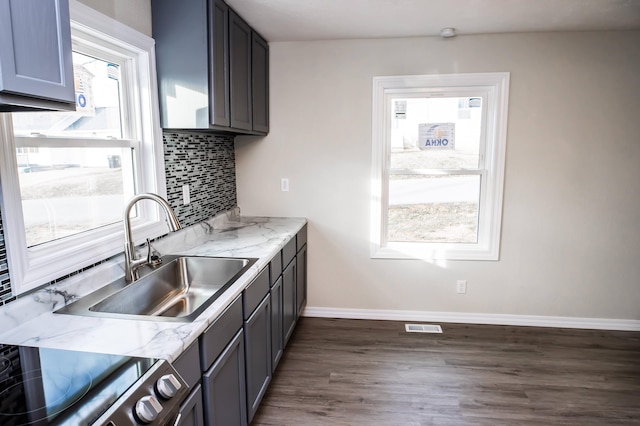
[371,242,499,261]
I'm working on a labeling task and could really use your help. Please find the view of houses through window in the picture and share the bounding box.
[372,73,509,260]
[11,51,136,247]
[388,96,484,244]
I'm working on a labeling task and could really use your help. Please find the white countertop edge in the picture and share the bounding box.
[0,214,306,363]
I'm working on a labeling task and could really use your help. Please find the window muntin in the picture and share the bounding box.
[371,73,509,261]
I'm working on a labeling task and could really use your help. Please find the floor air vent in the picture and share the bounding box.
[405,324,443,333]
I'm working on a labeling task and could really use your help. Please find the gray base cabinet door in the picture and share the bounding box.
[282,261,297,346]
[176,384,205,426]
[203,330,247,426]
[244,294,272,423]
[296,244,307,319]
[270,276,283,372]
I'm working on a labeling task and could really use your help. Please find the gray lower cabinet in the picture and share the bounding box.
[0,0,75,111]
[172,231,306,426]
[176,384,205,426]
[282,260,297,346]
[270,276,283,372]
[203,330,247,426]
[244,294,271,423]
[296,244,307,319]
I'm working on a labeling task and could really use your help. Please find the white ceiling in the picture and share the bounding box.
[225,0,640,42]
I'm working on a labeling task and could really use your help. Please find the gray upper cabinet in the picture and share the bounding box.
[152,0,269,135]
[0,0,75,112]
[209,0,230,127]
[251,32,269,134]
[229,9,252,131]
[282,260,297,346]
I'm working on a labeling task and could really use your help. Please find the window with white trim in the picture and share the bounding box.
[371,73,509,260]
[0,1,168,295]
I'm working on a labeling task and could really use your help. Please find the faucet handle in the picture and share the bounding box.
[145,238,153,263]
[146,238,163,267]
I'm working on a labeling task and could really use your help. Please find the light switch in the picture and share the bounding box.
[281,178,289,192]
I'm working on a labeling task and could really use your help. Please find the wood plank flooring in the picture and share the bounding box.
[252,317,640,425]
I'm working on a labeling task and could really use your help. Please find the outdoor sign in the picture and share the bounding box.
[418,123,455,150]
[394,100,407,119]
[73,65,95,115]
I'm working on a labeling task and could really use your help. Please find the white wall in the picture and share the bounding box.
[77,0,151,36]
[235,31,640,323]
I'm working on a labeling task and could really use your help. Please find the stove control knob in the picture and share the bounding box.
[135,395,163,423]
[156,373,182,399]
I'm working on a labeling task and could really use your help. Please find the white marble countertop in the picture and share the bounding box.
[0,210,306,363]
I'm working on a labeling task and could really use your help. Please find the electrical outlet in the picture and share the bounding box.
[456,280,467,294]
[281,178,289,192]
[182,184,190,205]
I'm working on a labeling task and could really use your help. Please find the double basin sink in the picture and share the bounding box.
[57,255,257,322]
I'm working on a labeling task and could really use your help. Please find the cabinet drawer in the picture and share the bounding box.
[282,238,296,268]
[243,267,269,320]
[200,295,243,371]
[296,224,307,252]
[269,253,282,286]
[174,340,201,389]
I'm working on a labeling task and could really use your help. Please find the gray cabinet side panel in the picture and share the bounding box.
[209,0,230,127]
[152,0,209,128]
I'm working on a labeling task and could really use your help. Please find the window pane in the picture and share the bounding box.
[18,147,134,247]
[387,175,480,243]
[390,97,482,170]
[12,52,123,139]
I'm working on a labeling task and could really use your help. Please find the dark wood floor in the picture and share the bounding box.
[252,317,640,426]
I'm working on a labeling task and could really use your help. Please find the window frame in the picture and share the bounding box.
[0,0,168,295]
[371,73,510,261]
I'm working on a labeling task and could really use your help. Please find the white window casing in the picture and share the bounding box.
[371,73,510,261]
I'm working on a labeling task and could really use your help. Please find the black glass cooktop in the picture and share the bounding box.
[0,343,157,425]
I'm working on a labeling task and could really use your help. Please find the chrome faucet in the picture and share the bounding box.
[123,193,181,282]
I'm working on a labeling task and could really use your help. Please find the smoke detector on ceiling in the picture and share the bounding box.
[440,28,456,38]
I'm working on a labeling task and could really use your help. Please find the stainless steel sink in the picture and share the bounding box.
[56,255,257,322]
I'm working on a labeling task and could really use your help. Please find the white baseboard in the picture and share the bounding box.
[301,307,640,331]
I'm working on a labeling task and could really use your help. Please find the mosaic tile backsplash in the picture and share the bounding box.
[0,131,238,306]
[0,207,14,307]
[164,132,237,227]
